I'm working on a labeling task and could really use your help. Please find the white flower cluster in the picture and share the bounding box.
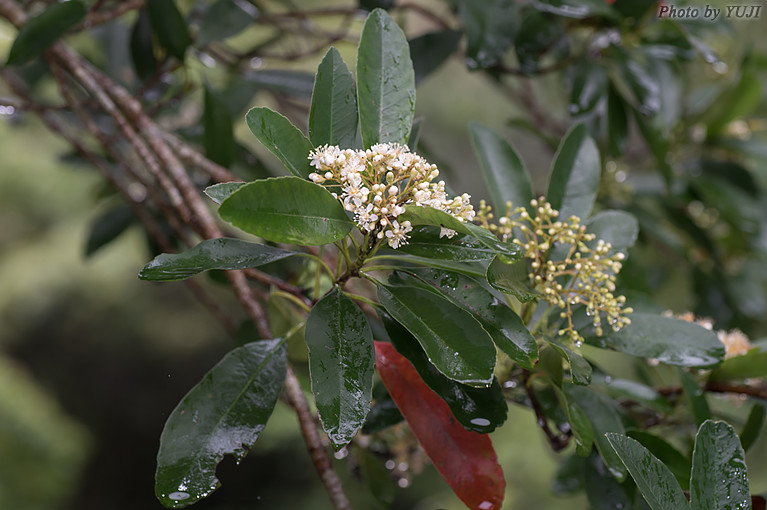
[308,143,475,248]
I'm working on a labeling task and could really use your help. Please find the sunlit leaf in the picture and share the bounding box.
[398,226,498,262]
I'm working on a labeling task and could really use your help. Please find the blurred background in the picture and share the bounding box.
[2,0,767,509]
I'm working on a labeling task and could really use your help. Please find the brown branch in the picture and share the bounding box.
[78,0,145,30]
[522,370,571,452]
[659,382,767,401]
[162,132,239,183]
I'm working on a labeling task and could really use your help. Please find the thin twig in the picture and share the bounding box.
[522,370,571,452]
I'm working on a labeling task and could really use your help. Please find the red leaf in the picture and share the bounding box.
[375,341,505,510]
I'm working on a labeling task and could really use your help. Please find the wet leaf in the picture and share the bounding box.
[197,0,256,46]
[546,124,600,221]
[486,257,538,302]
[549,341,591,385]
[6,1,86,65]
[139,238,298,281]
[375,341,506,509]
[377,283,496,387]
[409,30,462,84]
[690,420,751,510]
[356,9,416,148]
[146,0,190,61]
[204,182,245,204]
[155,339,287,508]
[398,226,498,262]
[306,288,374,448]
[309,48,358,148]
[627,431,690,490]
[605,433,688,510]
[219,177,354,245]
[204,85,235,168]
[245,107,314,179]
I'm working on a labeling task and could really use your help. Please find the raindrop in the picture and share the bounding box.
[169,491,190,501]
[470,418,491,427]
[397,461,409,471]
[385,460,396,470]
[397,478,409,488]
[478,501,494,510]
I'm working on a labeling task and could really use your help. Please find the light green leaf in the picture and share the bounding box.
[219,177,354,245]
[306,288,374,448]
[245,107,314,179]
[309,48,358,148]
[6,1,86,66]
[155,339,287,508]
[139,238,298,281]
[356,9,416,148]
[204,182,245,204]
[546,124,600,221]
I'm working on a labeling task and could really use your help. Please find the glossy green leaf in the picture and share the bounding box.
[603,379,671,415]
[197,0,256,46]
[588,313,725,368]
[605,433,688,510]
[356,9,416,148]
[306,288,374,448]
[627,431,691,490]
[559,389,594,455]
[146,0,190,61]
[391,269,538,369]
[245,107,314,179]
[381,312,507,433]
[219,177,354,245]
[546,124,600,221]
[549,341,591,385]
[457,0,517,70]
[469,122,534,215]
[409,30,462,84]
[139,238,298,281]
[309,48,358,148]
[386,254,491,279]
[85,204,134,257]
[398,226,497,262]
[243,70,316,99]
[155,339,287,508]
[585,210,639,254]
[130,9,157,81]
[377,284,496,387]
[566,385,627,481]
[6,1,86,66]
[679,368,711,428]
[690,420,751,510]
[204,86,235,168]
[204,182,245,204]
[486,257,538,302]
[740,403,764,453]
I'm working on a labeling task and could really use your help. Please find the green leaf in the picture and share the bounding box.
[196,0,256,46]
[602,379,671,415]
[678,368,711,428]
[607,85,629,158]
[514,8,566,74]
[539,345,564,388]
[457,0,518,70]
[469,122,534,215]
[627,431,691,490]
[85,204,134,257]
[398,226,497,262]
[549,341,591,385]
[204,182,245,204]
[585,210,639,254]
[588,313,725,368]
[219,177,354,245]
[740,403,764,453]
[306,288,374,448]
[377,284,496,387]
[566,385,627,480]
[569,58,607,116]
[391,269,538,369]
[139,238,298,281]
[409,30,462,84]
[605,433,688,510]
[546,124,601,221]
[130,8,157,81]
[486,257,538,302]
[204,86,235,168]
[356,8,416,148]
[558,388,594,455]
[6,1,86,66]
[243,70,316,99]
[309,48,358,148]
[245,107,314,179]
[583,451,635,510]
[552,454,586,495]
[155,339,287,508]
[146,0,190,61]
[381,312,507,433]
[690,420,751,510]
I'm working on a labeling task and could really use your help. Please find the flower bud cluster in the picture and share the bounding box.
[477,198,632,346]
[308,143,475,248]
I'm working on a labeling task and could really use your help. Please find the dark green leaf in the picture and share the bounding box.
[243,70,316,99]
[627,431,691,490]
[197,0,256,46]
[6,1,86,66]
[610,50,660,116]
[566,385,627,480]
[360,449,396,506]
[603,379,671,415]
[130,9,157,81]
[583,451,635,510]
[381,312,507,433]
[546,124,600,221]
[740,403,764,453]
[139,238,298,281]
[362,382,403,433]
[398,226,497,262]
[409,30,462,84]
[632,107,672,189]
[469,122,534,215]
[553,386,592,455]
[85,204,134,257]
[359,0,394,11]
[586,210,639,255]
[309,48,358,148]
[245,107,314,179]
[204,86,235,168]
[457,0,517,70]
[550,341,591,385]
[306,288,374,448]
[702,70,762,136]
[607,85,629,157]
[377,284,496,387]
[588,313,725,368]
[204,182,245,204]
[514,9,566,74]
[146,0,190,61]
[486,257,538,302]
[679,368,711,428]
[552,454,585,495]
[569,58,607,116]
[690,420,751,510]
[385,254,491,278]
[356,9,416,148]
[219,177,354,245]
[155,339,287,508]
[539,345,564,388]
[267,292,307,362]
[605,433,688,510]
